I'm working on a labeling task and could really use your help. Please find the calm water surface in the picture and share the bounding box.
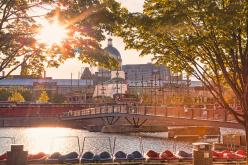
[0,127,193,154]
[0,127,244,155]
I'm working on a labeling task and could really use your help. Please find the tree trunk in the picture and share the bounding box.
[245,123,248,165]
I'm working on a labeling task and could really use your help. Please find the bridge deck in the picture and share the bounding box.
[60,105,242,128]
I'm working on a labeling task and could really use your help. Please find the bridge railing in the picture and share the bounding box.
[60,104,239,123]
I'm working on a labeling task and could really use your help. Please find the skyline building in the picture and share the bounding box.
[98,38,122,79]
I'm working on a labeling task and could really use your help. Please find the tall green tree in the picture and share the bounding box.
[0,0,125,78]
[116,0,248,158]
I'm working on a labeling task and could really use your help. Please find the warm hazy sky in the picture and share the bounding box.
[43,0,150,79]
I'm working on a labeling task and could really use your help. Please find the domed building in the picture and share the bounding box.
[93,38,127,98]
[98,38,122,78]
[104,38,122,67]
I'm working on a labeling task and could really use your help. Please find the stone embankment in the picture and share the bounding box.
[0,117,83,129]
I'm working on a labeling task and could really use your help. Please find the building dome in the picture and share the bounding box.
[104,38,122,63]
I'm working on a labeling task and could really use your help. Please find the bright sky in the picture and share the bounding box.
[44,0,151,79]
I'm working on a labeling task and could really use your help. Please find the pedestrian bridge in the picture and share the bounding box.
[60,104,242,129]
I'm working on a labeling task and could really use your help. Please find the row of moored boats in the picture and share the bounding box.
[0,136,247,164]
[0,149,246,164]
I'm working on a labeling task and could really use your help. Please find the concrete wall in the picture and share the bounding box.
[0,117,67,128]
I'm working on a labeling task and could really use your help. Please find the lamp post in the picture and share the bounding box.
[141,75,144,99]
[115,70,120,95]
[150,79,153,106]
[125,72,129,94]
[158,69,162,105]
[101,69,105,103]
[154,71,157,106]
[135,71,138,96]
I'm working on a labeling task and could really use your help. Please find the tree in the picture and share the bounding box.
[116,0,248,159]
[20,89,33,102]
[8,92,25,102]
[37,91,49,103]
[0,0,125,78]
[50,94,66,103]
[0,88,33,101]
[0,0,45,78]
[0,88,11,101]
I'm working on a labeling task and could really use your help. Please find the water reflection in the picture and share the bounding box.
[82,137,112,154]
[0,127,193,155]
[23,128,74,154]
[0,137,15,154]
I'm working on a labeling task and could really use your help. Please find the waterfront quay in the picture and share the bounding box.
[0,103,246,165]
[0,142,246,165]
[0,126,246,165]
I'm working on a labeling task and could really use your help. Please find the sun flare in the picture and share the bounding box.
[37,20,68,46]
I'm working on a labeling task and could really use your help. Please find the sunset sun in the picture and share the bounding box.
[37,20,68,46]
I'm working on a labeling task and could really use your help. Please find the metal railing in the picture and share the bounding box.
[60,104,239,123]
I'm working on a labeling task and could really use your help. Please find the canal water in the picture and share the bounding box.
[0,127,244,155]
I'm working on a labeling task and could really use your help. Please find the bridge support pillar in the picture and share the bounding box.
[124,117,147,128]
[101,116,120,125]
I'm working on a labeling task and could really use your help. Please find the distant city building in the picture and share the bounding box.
[0,76,94,103]
[123,63,173,81]
[98,38,122,79]
[104,38,122,67]
[111,71,125,79]
[80,67,92,80]
[122,63,186,88]
[93,76,127,98]
[0,37,208,104]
